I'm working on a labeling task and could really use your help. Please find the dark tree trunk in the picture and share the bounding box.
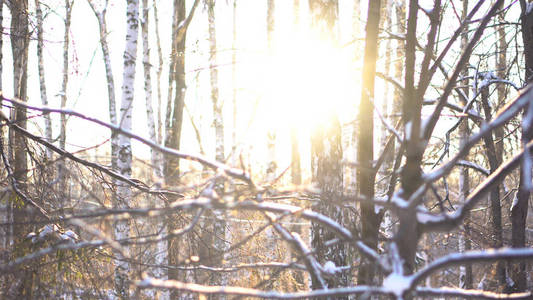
[165,1,187,299]
[310,116,346,289]
[164,0,187,186]
[357,0,381,285]
[459,0,473,289]
[511,0,533,292]
[480,86,506,288]
[397,0,422,275]
[308,0,349,291]
[8,0,31,297]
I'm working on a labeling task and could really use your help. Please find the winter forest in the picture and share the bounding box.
[3,0,533,299]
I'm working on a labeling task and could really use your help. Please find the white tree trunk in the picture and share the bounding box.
[231,0,238,167]
[115,0,139,298]
[87,0,119,170]
[34,0,52,159]
[207,0,227,292]
[141,0,162,178]
[140,2,168,299]
[59,0,71,151]
[58,0,72,201]
[152,0,164,146]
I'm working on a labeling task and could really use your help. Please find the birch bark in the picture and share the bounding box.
[140,2,168,298]
[152,0,164,146]
[141,0,162,178]
[206,0,227,292]
[35,0,52,159]
[58,0,72,197]
[115,0,139,297]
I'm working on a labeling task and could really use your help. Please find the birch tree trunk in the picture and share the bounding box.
[141,0,162,177]
[152,0,164,146]
[140,2,168,299]
[265,0,276,182]
[115,0,139,298]
[87,0,120,184]
[59,0,72,151]
[58,0,72,198]
[206,0,227,292]
[291,0,301,186]
[357,0,381,285]
[232,0,238,167]
[35,0,52,159]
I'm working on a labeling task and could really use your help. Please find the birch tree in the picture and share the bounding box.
[87,0,118,174]
[140,2,168,298]
[291,0,301,185]
[114,0,140,297]
[141,0,162,178]
[265,0,276,182]
[231,0,238,167]
[35,0,52,159]
[206,0,227,291]
[58,0,73,197]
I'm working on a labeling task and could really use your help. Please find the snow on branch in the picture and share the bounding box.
[412,248,533,287]
[425,83,533,184]
[0,95,254,187]
[135,276,532,299]
[10,124,180,198]
[415,287,531,299]
[422,139,533,232]
[136,276,388,299]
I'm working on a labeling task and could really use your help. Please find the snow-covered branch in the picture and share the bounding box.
[0,95,254,187]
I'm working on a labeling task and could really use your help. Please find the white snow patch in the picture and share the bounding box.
[391,194,409,208]
[374,204,383,214]
[137,276,156,288]
[60,230,78,242]
[64,230,78,239]
[39,224,59,239]
[511,194,519,211]
[506,273,515,288]
[322,261,339,275]
[416,211,444,224]
[383,273,413,297]
[26,232,38,243]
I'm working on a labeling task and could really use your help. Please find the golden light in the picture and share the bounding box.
[243,30,359,178]
[260,33,358,136]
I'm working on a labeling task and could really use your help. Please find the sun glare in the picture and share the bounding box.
[244,31,359,178]
[265,34,357,131]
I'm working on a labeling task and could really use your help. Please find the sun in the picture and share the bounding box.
[249,32,359,176]
[264,34,357,131]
